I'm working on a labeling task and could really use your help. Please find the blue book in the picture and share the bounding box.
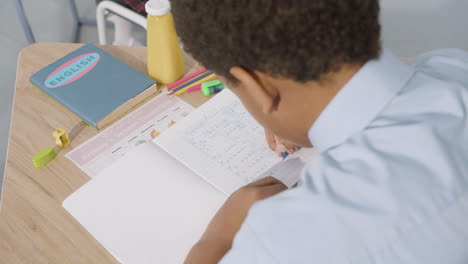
[30,43,156,129]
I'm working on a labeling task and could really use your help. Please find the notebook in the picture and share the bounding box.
[30,43,156,129]
[153,89,317,194]
[63,89,318,263]
[63,143,225,264]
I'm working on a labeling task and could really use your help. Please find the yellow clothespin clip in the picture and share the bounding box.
[32,129,69,168]
[53,128,70,148]
[32,124,85,168]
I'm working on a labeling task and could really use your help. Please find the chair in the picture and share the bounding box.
[96,0,147,45]
[12,0,147,46]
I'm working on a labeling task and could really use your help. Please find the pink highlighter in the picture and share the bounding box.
[167,68,207,90]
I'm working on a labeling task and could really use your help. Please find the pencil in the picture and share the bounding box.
[174,73,217,96]
[169,71,214,94]
[186,78,220,93]
[167,68,207,90]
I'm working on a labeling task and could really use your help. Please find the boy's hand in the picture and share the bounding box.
[265,129,300,157]
[184,177,287,264]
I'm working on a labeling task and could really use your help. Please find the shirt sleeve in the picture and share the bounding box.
[219,221,278,264]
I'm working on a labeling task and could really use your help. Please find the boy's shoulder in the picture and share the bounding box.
[409,48,468,81]
[376,48,468,126]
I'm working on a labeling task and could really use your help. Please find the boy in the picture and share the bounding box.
[171,0,468,263]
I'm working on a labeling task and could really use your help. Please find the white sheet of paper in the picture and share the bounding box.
[257,148,319,187]
[154,89,318,194]
[63,143,226,264]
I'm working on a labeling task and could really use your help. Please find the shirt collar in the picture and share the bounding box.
[308,49,415,152]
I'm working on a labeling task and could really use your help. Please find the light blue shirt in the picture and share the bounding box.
[220,49,468,264]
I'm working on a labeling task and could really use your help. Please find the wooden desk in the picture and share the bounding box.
[0,42,209,263]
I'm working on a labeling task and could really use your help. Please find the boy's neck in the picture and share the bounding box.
[315,63,363,91]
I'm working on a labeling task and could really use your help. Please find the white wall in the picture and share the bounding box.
[381,0,468,56]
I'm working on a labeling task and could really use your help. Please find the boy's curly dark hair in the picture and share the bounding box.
[171,0,381,83]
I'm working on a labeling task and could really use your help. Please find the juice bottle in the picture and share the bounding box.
[145,0,184,84]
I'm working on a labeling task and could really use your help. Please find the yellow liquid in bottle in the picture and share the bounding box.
[147,13,184,84]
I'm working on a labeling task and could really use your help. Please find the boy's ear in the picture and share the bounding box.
[229,66,278,114]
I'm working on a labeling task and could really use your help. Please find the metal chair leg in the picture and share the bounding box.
[11,0,35,44]
[70,0,114,43]
[13,0,124,44]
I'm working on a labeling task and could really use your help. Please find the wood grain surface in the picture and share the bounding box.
[0,42,211,264]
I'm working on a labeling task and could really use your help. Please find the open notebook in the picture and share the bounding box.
[154,89,318,194]
[63,89,318,263]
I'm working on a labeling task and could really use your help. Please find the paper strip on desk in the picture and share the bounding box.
[66,93,194,177]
